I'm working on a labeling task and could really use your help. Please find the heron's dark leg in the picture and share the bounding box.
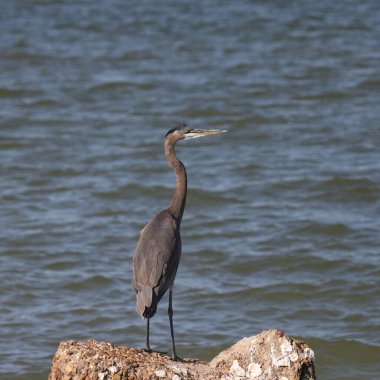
[168,289,178,360]
[145,318,152,352]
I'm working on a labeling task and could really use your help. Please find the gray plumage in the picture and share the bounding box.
[131,123,226,360]
[133,210,181,319]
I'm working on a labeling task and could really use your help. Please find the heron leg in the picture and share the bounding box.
[168,289,178,360]
[145,318,152,352]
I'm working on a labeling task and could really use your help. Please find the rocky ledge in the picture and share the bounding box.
[49,329,316,380]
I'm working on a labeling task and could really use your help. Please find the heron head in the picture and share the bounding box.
[165,123,227,142]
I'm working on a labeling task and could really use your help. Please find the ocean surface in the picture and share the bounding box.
[1,1,380,379]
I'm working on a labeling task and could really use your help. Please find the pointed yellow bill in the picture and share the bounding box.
[184,129,228,140]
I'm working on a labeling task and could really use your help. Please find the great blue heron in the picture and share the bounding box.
[132,123,226,360]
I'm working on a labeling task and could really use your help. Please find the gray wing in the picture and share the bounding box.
[132,210,181,318]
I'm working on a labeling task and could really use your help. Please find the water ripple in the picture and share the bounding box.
[1,1,380,379]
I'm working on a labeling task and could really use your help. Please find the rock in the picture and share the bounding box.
[210,329,316,380]
[155,369,166,377]
[49,329,316,380]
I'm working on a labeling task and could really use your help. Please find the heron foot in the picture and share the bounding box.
[161,351,181,361]
[142,348,180,361]
[144,348,166,355]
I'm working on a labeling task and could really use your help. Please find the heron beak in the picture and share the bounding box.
[184,129,227,140]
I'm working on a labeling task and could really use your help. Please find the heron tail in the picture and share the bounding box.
[136,286,157,319]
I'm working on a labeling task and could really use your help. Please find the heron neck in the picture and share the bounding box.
[165,140,187,224]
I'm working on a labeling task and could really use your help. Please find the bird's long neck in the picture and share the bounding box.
[165,139,187,224]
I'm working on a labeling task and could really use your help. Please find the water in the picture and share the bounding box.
[1,1,380,379]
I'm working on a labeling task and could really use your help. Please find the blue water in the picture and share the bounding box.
[1,1,380,379]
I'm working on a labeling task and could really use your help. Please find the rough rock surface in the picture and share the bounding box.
[49,329,316,380]
[210,329,316,380]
